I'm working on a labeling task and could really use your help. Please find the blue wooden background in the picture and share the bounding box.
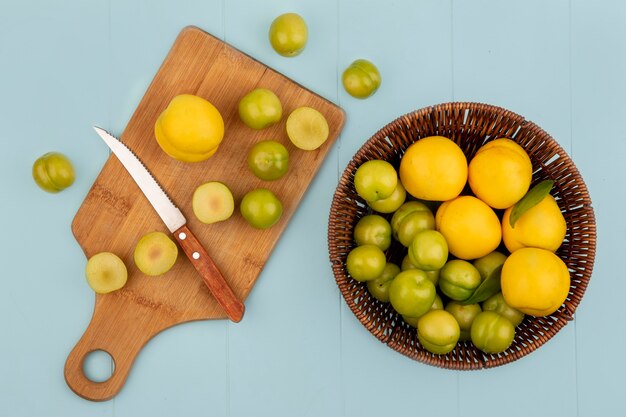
[0,0,621,415]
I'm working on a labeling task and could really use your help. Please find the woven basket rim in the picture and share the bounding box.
[327,101,596,370]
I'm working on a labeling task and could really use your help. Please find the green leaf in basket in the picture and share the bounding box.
[462,264,503,305]
[509,180,554,228]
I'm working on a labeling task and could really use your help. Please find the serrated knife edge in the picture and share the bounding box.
[93,126,186,233]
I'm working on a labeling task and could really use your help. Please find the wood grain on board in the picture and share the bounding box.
[65,26,345,401]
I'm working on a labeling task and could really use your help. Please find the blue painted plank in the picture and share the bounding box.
[571,0,626,415]
[452,0,572,149]
[112,321,228,416]
[0,0,113,415]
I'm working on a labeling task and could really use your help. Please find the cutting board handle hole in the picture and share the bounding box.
[82,349,115,383]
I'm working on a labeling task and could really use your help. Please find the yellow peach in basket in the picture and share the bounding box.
[468,138,533,209]
[502,193,567,253]
[435,196,501,260]
[399,136,468,201]
[501,247,570,317]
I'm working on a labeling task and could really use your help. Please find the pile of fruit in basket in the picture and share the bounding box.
[347,135,569,355]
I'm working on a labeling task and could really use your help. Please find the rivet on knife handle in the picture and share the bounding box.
[174,224,245,322]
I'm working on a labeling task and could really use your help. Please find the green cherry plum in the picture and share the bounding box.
[353,160,397,202]
[32,152,75,193]
[417,310,460,355]
[445,301,482,341]
[346,244,386,282]
[367,262,401,302]
[238,88,282,130]
[269,13,308,57]
[367,181,407,213]
[353,214,392,251]
[408,230,448,271]
[247,140,289,181]
[471,311,516,354]
[388,269,436,318]
[482,293,525,327]
[390,201,435,247]
[240,188,283,229]
[438,260,482,302]
[342,59,381,99]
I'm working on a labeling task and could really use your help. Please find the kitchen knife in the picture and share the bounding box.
[93,126,244,322]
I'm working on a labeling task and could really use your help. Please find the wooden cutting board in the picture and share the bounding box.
[65,26,345,402]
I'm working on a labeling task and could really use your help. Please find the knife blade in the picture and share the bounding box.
[93,126,244,322]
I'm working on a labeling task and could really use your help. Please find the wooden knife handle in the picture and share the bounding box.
[173,224,245,322]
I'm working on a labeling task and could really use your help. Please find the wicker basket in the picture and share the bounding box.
[328,102,596,369]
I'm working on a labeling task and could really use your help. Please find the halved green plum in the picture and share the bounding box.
[134,231,178,276]
[192,182,235,224]
[85,252,128,294]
